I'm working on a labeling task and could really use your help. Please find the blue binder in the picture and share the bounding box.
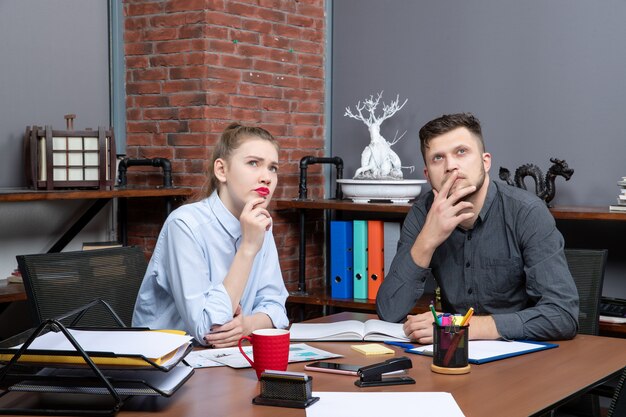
[330,220,353,299]
[353,220,368,299]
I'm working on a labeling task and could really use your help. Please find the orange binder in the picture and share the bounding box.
[367,220,384,300]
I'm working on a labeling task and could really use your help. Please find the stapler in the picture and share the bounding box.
[355,356,416,387]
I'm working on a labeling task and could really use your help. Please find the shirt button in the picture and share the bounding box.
[468,288,473,294]
[465,261,470,268]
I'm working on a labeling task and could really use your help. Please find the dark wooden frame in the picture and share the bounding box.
[24,125,116,190]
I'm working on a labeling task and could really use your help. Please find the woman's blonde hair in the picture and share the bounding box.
[191,122,279,202]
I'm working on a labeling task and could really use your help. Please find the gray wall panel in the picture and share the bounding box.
[332,0,626,206]
[0,0,110,188]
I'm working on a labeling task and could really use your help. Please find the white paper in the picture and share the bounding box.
[191,343,342,369]
[306,392,465,417]
[600,315,626,324]
[13,329,192,360]
[183,350,226,368]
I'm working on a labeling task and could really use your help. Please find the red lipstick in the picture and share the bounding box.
[255,187,270,197]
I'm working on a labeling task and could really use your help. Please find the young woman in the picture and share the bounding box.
[132,123,288,348]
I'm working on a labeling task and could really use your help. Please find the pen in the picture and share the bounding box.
[460,307,474,326]
[430,304,440,326]
[384,341,416,350]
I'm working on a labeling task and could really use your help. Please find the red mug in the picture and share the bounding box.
[238,328,290,380]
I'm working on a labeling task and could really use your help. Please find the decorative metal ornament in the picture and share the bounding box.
[499,158,574,207]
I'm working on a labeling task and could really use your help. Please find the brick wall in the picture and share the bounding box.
[123,0,327,292]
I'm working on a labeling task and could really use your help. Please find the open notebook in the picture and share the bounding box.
[289,319,409,342]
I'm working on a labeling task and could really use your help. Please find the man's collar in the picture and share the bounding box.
[478,180,497,222]
[208,191,241,240]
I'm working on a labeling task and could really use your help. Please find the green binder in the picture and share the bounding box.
[353,220,368,299]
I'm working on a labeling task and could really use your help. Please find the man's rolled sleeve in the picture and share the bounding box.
[492,312,525,340]
[377,205,431,323]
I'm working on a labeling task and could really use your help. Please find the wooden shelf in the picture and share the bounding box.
[287,289,432,315]
[274,199,412,213]
[0,187,194,202]
[0,282,27,303]
[0,186,196,252]
[274,199,626,221]
[599,321,626,338]
[549,205,626,221]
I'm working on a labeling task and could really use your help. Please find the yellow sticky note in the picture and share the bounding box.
[350,343,394,356]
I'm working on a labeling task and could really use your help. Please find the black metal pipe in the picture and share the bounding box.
[116,158,174,246]
[295,156,344,295]
[298,156,343,200]
[117,157,172,188]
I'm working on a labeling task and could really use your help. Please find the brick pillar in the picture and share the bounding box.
[123,0,327,291]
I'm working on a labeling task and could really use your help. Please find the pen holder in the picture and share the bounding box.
[252,371,319,408]
[431,323,471,375]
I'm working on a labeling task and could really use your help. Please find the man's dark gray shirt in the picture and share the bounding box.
[376,180,579,340]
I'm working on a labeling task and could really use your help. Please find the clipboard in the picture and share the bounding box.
[407,340,558,364]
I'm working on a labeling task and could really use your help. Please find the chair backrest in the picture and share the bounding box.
[17,246,147,328]
[564,248,607,336]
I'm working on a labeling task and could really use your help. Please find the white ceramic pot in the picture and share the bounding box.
[337,179,427,203]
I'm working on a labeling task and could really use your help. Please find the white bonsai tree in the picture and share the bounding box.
[344,91,414,180]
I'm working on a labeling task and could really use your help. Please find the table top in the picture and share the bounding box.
[2,311,615,417]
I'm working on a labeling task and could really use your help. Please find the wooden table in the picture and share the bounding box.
[4,312,624,416]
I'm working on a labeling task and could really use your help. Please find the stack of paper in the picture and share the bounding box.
[609,177,626,212]
[1,329,193,368]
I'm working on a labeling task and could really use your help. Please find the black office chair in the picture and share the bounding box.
[16,246,147,328]
[608,367,626,417]
[564,248,608,336]
[554,249,608,417]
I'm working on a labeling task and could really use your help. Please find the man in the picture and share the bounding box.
[376,113,579,344]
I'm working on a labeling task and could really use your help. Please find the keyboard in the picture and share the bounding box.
[600,297,626,318]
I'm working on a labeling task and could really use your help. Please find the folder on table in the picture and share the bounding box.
[353,220,368,299]
[367,220,384,300]
[407,340,558,364]
[330,220,353,299]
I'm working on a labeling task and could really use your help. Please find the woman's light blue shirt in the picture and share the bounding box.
[132,192,289,343]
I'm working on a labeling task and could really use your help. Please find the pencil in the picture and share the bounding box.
[460,307,474,326]
[430,304,440,326]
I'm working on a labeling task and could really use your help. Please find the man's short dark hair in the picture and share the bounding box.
[418,113,485,160]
